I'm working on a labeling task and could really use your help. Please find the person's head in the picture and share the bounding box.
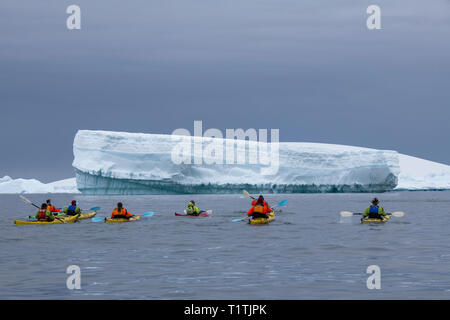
[41,203,48,209]
[257,195,264,203]
[71,200,77,206]
[117,202,123,209]
[371,198,379,205]
[46,199,51,205]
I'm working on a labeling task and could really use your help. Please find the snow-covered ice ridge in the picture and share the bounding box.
[0,176,80,194]
[73,130,403,195]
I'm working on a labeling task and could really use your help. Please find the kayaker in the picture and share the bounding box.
[46,199,61,213]
[111,202,134,219]
[362,198,387,220]
[247,195,271,219]
[251,195,271,208]
[34,203,55,222]
[185,201,200,216]
[64,200,82,216]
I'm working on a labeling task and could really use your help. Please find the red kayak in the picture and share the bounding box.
[174,210,212,217]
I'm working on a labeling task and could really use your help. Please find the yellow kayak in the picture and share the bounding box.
[249,211,275,225]
[361,214,391,224]
[57,211,97,220]
[14,214,80,225]
[104,216,141,223]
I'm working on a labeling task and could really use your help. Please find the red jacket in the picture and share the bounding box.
[47,205,60,213]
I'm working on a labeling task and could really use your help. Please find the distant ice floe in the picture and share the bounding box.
[0,176,80,194]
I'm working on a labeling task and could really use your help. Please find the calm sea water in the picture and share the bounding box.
[1,192,450,299]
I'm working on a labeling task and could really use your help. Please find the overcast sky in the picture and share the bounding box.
[1,0,449,182]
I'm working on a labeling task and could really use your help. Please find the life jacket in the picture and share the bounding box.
[186,206,194,214]
[369,205,379,214]
[253,203,266,214]
[67,205,77,215]
[186,202,198,214]
[112,208,131,218]
[38,209,48,221]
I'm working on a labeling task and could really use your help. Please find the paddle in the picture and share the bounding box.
[340,211,405,218]
[232,199,288,222]
[242,189,256,200]
[91,211,154,222]
[19,195,39,209]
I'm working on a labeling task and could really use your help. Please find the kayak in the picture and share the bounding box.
[14,214,80,225]
[175,210,212,217]
[57,211,97,220]
[249,211,275,225]
[104,216,141,223]
[361,214,391,224]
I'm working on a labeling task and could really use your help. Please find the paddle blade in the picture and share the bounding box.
[242,190,254,199]
[232,218,244,222]
[19,195,32,204]
[90,207,101,212]
[91,217,104,222]
[340,211,354,217]
[20,195,39,208]
[277,200,288,207]
[143,211,155,217]
[391,211,405,217]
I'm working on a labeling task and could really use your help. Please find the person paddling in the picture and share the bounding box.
[111,202,134,219]
[64,200,82,216]
[247,195,272,219]
[362,198,387,221]
[46,199,61,214]
[185,201,200,216]
[34,203,55,222]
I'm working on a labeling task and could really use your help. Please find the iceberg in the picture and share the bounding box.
[396,154,450,190]
[0,176,80,194]
[73,130,401,195]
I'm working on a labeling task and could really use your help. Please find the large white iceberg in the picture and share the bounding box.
[0,176,80,194]
[73,130,401,195]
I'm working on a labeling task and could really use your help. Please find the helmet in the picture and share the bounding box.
[371,198,379,205]
[46,199,51,204]
[71,200,77,205]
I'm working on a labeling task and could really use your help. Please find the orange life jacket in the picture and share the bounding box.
[111,208,133,218]
[248,201,270,216]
